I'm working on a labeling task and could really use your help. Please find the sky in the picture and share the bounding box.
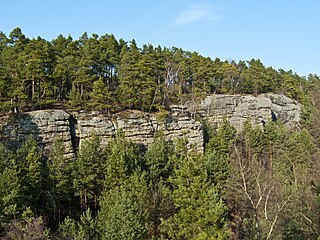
[1,0,319,77]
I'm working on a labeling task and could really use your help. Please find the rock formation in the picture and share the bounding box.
[198,93,301,131]
[0,110,74,158]
[0,108,203,158]
[0,94,301,157]
[73,109,203,152]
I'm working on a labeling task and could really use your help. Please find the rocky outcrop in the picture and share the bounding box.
[0,110,74,158]
[74,109,203,152]
[198,93,301,131]
[0,94,301,157]
[0,108,203,157]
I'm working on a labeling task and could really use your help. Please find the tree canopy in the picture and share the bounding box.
[1,28,320,239]
[0,27,314,115]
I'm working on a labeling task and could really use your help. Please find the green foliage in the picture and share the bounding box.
[205,119,236,185]
[202,118,215,147]
[0,27,312,114]
[118,40,156,110]
[145,131,173,184]
[160,140,228,239]
[0,160,20,226]
[0,27,320,239]
[15,136,44,211]
[47,138,74,224]
[104,130,142,190]
[89,77,112,112]
[58,209,99,240]
[57,216,78,239]
[72,133,105,211]
[227,122,320,239]
[68,85,84,110]
[48,139,72,198]
[0,119,320,239]
[3,208,50,240]
[98,172,148,240]
[239,59,272,95]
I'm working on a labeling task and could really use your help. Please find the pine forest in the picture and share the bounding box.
[0,28,320,239]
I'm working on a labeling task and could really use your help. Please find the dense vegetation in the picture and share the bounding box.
[0,27,317,114]
[1,28,320,239]
[0,121,320,239]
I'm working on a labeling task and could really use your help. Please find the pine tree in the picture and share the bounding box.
[0,160,20,226]
[104,130,141,190]
[72,133,105,212]
[58,208,99,240]
[22,37,54,106]
[205,119,236,185]
[47,139,74,224]
[160,139,228,239]
[98,172,148,240]
[15,136,43,211]
[2,27,29,112]
[190,52,214,98]
[0,32,11,113]
[118,39,156,110]
[98,34,120,85]
[51,34,74,101]
[145,131,173,184]
[89,77,112,113]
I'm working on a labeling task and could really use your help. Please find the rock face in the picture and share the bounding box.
[199,93,301,131]
[0,110,74,158]
[0,108,203,157]
[0,94,301,157]
[74,109,203,152]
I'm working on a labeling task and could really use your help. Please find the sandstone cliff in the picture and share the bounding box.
[0,94,301,157]
[73,109,203,152]
[198,93,301,130]
[0,108,203,158]
[0,110,74,158]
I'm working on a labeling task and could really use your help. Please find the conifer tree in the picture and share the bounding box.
[47,139,74,224]
[2,27,29,112]
[98,172,148,240]
[0,160,20,226]
[58,208,99,240]
[89,77,112,113]
[190,52,214,98]
[118,40,156,110]
[72,133,105,211]
[22,37,53,106]
[15,136,43,211]
[145,131,173,184]
[205,119,236,185]
[51,34,74,101]
[104,130,142,190]
[160,138,228,239]
[98,34,120,85]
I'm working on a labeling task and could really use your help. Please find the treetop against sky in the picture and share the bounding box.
[1,0,319,76]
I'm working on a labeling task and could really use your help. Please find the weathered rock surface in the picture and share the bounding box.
[0,110,74,158]
[74,109,203,152]
[0,94,301,157]
[198,93,301,131]
[0,108,203,157]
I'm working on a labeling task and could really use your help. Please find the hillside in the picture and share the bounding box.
[0,28,320,239]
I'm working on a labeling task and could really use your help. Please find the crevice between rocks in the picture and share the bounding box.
[68,115,79,154]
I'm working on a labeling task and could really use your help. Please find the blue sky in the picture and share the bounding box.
[1,0,319,76]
